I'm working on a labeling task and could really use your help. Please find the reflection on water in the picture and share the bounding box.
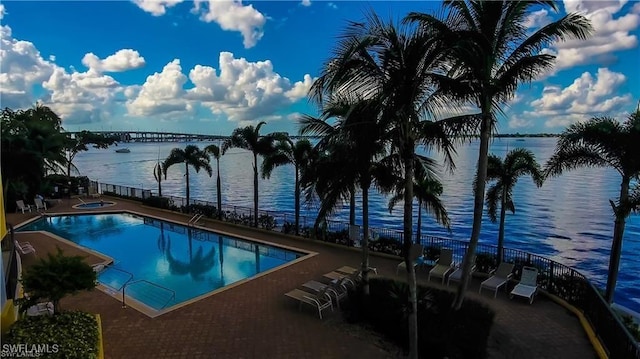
[72,138,640,312]
[19,213,300,308]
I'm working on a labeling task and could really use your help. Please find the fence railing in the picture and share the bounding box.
[93,180,639,358]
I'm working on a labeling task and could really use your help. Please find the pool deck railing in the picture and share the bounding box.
[93,180,640,358]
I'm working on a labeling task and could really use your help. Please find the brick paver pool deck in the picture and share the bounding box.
[8,197,597,358]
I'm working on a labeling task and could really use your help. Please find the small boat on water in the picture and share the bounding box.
[115,148,131,153]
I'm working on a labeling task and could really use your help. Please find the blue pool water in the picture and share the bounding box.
[74,201,115,209]
[19,213,303,311]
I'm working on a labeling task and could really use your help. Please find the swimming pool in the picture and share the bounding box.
[19,213,306,314]
[72,201,116,209]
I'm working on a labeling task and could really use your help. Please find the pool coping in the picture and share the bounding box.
[14,210,318,318]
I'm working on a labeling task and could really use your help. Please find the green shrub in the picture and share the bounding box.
[475,252,497,273]
[620,315,640,341]
[343,277,495,359]
[142,196,172,209]
[18,248,96,313]
[4,311,99,359]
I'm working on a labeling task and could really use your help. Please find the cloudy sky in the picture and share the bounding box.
[1,0,639,135]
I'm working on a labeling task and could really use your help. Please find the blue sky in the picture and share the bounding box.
[1,0,639,135]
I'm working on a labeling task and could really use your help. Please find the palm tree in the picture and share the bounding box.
[309,13,461,357]
[222,122,277,227]
[388,170,450,244]
[204,144,224,219]
[544,109,640,303]
[162,145,212,211]
[485,148,543,264]
[408,1,593,309]
[153,161,164,197]
[261,136,313,235]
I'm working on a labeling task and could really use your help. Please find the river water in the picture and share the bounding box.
[72,137,640,312]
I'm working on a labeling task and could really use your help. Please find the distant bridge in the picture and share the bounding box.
[66,131,318,143]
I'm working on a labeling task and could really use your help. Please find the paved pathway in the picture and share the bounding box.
[8,197,596,358]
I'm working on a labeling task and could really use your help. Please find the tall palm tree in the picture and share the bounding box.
[163,145,212,211]
[388,170,450,244]
[153,161,164,197]
[408,1,593,309]
[222,122,276,227]
[261,136,313,235]
[544,109,640,303]
[309,13,461,357]
[485,148,543,264]
[204,144,224,219]
[301,95,388,295]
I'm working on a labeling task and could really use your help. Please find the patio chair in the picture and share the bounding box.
[285,287,333,319]
[479,262,515,298]
[396,244,425,275]
[510,266,539,304]
[14,240,36,256]
[447,258,476,287]
[322,271,357,288]
[16,200,32,213]
[34,198,47,211]
[26,302,54,316]
[302,280,347,308]
[335,265,377,276]
[427,248,454,284]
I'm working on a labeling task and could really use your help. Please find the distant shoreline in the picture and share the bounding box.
[495,133,559,138]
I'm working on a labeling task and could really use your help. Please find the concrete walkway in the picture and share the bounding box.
[8,197,596,358]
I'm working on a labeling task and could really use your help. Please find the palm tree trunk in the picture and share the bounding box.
[497,188,507,265]
[416,199,422,244]
[253,154,259,228]
[185,163,190,211]
[294,166,300,235]
[349,188,356,225]
[605,177,630,303]
[361,184,370,296]
[453,115,491,310]
[402,143,418,359]
[216,159,222,220]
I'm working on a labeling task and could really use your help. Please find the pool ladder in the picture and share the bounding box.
[188,214,204,227]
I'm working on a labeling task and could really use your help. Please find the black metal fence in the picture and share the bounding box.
[93,180,639,358]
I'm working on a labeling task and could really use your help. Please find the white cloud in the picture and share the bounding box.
[126,52,313,122]
[301,0,311,6]
[193,0,266,49]
[132,0,184,16]
[549,1,640,70]
[81,49,146,72]
[527,68,632,128]
[126,59,191,116]
[285,74,314,101]
[42,67,121,125]
[0,25,55,108]
[524,9,552,28]
[508,115,533,129]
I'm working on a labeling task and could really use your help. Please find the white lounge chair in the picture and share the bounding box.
[479,262,515,298]
[396,244,425,275]
[34,198,47,211]
[447,263,477,287]
[26,302,54,316]
[16,200,32,213]
[302,280,347,308]
[427,248,454,284]
[510,266,539,304]
[285,288,333,319]
[14,240,36,256]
